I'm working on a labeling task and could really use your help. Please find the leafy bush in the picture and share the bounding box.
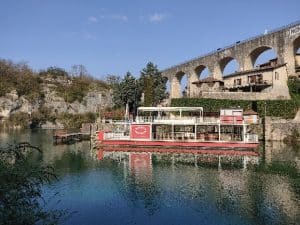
[39,67,69,79]
[0,59,43,101]
[0,142,67,225]
[55,76,109,103]
[9,112,30,128]
[58,112,97,128]
[31,106,57,128]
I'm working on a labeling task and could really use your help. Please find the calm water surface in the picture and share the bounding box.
[1,130,299,225]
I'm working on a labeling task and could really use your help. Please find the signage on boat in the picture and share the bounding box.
[130,124,151,139]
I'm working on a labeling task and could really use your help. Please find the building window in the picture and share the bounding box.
[234,78,242,86]
[248,74,263,84]
[275,72,279,80]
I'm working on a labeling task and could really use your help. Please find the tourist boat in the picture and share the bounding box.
[96,107,259,150]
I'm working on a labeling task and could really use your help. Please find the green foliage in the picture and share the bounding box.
[0,142,66,225]
[55,75,109,103]
[283,128,300,147]
[58,112,97,128]
[171,98,252,112]
[31,106,57,128]
[39,66,69,79]
[112,72,140,113]
[172,77,300,119]
[105,74,121,89]
[0,59,43,100]
[288,76,300,97]
[9,112,30,128]
[139,62,167,106]
[256,100,299,118]
[171,98,299,119]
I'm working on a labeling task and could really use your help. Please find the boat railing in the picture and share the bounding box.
[245,134,259,143]
[153,132,196,141]
[136,116,200,123]
[104,132,130,140]
[202,117,219,123]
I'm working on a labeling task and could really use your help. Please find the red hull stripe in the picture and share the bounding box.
[100,140,258,149]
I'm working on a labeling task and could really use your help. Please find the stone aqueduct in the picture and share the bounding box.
[162,21,300,98]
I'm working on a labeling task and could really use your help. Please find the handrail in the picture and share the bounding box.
[162,20,300,73]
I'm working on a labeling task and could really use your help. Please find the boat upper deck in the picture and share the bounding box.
[136,106,245,125]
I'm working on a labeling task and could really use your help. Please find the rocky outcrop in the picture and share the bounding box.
[42,85,113,114]
[0,84,113,120]
[0,90,40,118]
[294,109,300,122]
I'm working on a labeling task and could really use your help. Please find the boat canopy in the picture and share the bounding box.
[137,107,203,112]
[137,107,204,118]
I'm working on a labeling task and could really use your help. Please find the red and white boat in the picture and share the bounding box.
[96,107,259,151]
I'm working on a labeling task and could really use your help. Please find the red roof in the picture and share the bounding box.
[192,77,223,84]
[243,109,258,115]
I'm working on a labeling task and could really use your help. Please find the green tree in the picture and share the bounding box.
[106,74,121,89]
[139,62,167,106]
[0,143,67,225]
[112,72,140,113]
[39,67,69,79]
[0,60,42,100]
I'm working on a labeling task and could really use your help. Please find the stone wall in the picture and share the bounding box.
[264,116,300,141]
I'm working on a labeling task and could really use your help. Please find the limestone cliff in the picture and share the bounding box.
[0,76,113,128]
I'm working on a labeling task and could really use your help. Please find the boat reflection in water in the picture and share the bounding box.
[97,147,259,171]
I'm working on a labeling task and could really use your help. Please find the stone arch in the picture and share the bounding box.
[293,35,300,67]
[165,79,171,98]
[248,46,278,68]
[171,71,188,98]
[219,57,240,76]
[194,65,210,79]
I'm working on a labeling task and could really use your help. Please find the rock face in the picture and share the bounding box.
[0,90,40,118]
[0,84,113,120]
[42,85,113,114]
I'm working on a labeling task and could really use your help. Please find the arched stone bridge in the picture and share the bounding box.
[162,21,300,99]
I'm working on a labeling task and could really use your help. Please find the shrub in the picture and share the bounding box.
[0,142,67,224]
[57,112,97,129]
[9,112,30,128]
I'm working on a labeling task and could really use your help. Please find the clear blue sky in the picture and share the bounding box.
[0,0,299,79]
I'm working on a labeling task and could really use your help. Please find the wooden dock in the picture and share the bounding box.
[53,130,90,145]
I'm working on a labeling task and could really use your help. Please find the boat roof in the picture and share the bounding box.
[137,107,203,112]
